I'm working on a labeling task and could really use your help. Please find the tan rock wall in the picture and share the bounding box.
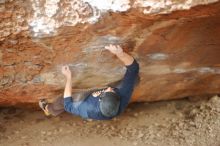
[0,1,220,106]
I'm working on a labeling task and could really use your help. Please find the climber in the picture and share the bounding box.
[39,44,139,120]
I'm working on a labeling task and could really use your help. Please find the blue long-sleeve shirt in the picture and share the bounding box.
[64,59,139,120]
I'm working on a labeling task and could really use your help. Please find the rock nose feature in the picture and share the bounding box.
[0,0,220,107]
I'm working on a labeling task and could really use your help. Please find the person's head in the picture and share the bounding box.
[99,87,120,117]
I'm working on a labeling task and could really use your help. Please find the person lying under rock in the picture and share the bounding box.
[39,44,139,120]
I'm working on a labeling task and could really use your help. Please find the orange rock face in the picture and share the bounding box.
[0,1,220,107]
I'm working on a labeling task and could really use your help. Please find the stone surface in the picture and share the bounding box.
[0,0,220,106]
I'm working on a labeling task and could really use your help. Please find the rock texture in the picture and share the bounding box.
[0,0,220,106]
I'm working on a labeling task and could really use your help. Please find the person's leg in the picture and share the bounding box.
[39,99,50,116]
[46,97,64,116]
[39,97,65,116]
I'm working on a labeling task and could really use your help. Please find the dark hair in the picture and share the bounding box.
[99,92,120,117]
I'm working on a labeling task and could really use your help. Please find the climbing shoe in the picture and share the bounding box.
[39,99,50,116]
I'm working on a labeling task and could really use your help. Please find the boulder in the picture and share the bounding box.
[0,0,220,106]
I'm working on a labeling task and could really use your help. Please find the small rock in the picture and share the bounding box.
[175,111,184,118]
[139,111,144,115]
[199,105,206,110]
[164,117,169,121]
[40,138,47,143]
[137,133,144,139]
[110,126,115,130]
[209,95,220,105]
[6,136,12,140]
[119,134,123,139]
[195,123,201,129]
[189,121,195,126]
[134,113,138,117]
[131,128,137,134]
[41,131,46,135]
[21,136,27,139]
[207,125,212,132]
[112,117,118,121]
[153,123,159,126]
[21,142,29,146]
[156,133,160,137]
[47,131,52,136]
[178,122,184,128]
[86,119,93,122]
[171,119,177,123]
[133,141,138,146]
[188,109,198,119]
[58,128,63,132]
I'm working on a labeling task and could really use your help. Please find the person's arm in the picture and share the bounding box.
[105,44,139,113]
[62,65,72,98]
[105,44,134,66]
[61,65,79,115]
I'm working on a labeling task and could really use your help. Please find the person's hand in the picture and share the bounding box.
[92,91,102,97]
[92,89,105,97]
[62,65,71,79]
[105,44,123,55]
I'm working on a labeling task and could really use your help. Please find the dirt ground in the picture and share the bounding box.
[0,95,220,146]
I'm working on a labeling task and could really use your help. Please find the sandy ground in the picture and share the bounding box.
[0,95,220,146]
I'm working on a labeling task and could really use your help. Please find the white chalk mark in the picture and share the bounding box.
[82,35,123,53]
[197,67,215,74]
[148,53,169,61]
[142,64,220,75]
[173,68,188,74]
